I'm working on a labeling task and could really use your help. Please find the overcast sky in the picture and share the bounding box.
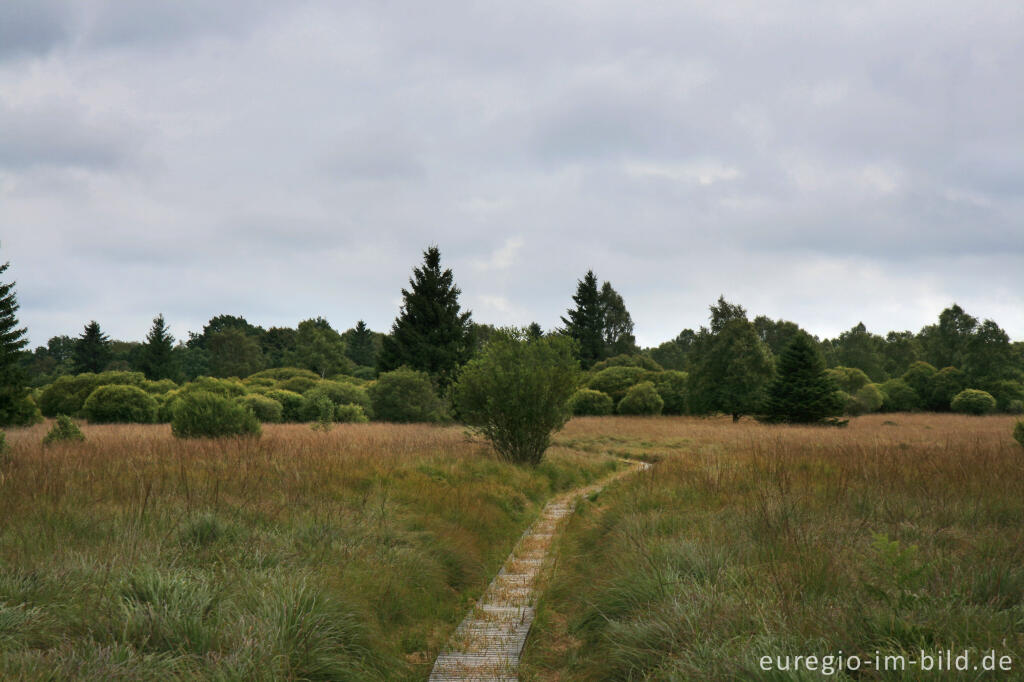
[2,1,1022,348]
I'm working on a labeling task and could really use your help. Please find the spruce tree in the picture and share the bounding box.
[599,282,637,356]
[139,314,178,381]
[560,271,605,368]
[73,321,112,374]
[0,259,37,426]
[378,246,473,388]
[346,320,377,367]
[763,332,842,423]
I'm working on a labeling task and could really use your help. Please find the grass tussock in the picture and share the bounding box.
[0,421,618,680]
[523,413,1024,681]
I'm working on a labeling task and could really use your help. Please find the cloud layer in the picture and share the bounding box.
[2,1,1022,346]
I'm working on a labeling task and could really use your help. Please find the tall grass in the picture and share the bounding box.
[0,421,618,680]
[523,414,1024,680]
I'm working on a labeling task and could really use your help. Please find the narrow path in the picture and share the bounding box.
[429,460,649,682]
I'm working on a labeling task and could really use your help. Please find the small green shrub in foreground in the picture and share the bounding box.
[335,403,369,423]
[1014,421,1024,448]
[82,384,159,424]
[171,391,261,439]
[951,389,997,415]
[617,381,664,416]
[567,389,614,416]
[370,368,446,423]
[264,389,305,422]
[43,415,85,445]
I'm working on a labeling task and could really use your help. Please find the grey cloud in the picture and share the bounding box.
[0,102,138,170]
[0,2,72,58]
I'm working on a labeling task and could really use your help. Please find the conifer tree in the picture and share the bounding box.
[346,320,377,367]
[0,259,38,426]
[560,271,605,368]
[139,314,178,381]
[763,332,842,423]
[378,246,473,388]
[73,321,112,374]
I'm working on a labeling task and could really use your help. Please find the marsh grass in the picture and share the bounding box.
[523,414,1024,680]
[0,421,618,680]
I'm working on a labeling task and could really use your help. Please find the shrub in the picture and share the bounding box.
[653,370,688,415]
[1,392,43,427]
[300,381,373,421]
[902,361,938,399]
[247,367,321,382]
[1007,400,1024,415]
[590,354,663,372]
[264,389,305,422]
[335,403,369,424]
[156,390,181,423]
[140,379,178,394]
[879,378,920,412]
[1015,421,1024,448]
[82,385,159,424]
[309,395,335,432]
[0,430,7,455]
[586,366,648,403]
[279,376,318,394]
[453,329,579,465]
[986,380,1024,413]
[853,383,884,414]
[617,381,664,416]
[567,389,614,416]
[171,391,261,439]
[927,366,966,411]
[369,368,446,423]
[824,366,871,394]
[951,389,997,415]
[38,371,146,417]
[351,366,376,380]
[243,376,277,389]
[238,394,284,423]
[42,415,85,445]
[183,376,248,398]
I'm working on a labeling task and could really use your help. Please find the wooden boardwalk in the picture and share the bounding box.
[429,461,649,682]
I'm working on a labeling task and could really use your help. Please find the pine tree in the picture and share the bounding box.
[378,246,473,388]
[0,259,38,426]
[73,321,113,374]
[763,332,842,423]
[560,271,605,368]
[346,320,377,367]
[599,282,637,356]
[139,314,179,381]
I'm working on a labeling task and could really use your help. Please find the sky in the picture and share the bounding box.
[2,1,1022,349]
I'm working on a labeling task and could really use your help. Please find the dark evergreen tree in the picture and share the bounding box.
[73,321,112,373]
[138,314,179,381]
[0,259,38,426]
[378,246,473,388]
[526,322,543,340]
[262,326,298,367]
[345,320,377,367]
[763,332,842,423]
[560,270,605,368]
[599,281,637,356]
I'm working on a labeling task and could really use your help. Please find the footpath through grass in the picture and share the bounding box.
[522,414,1024,681]
[0,421,619,680]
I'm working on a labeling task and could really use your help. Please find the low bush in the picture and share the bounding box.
[351,366,376,380]
[82,385,159,424]
[879,378,920,412]
[263,389,305,422]
[171,391,261,439]
[1015,421,1024,448]
[902,360,938,398]
[852,383,884,414]
[184,376,248,398]
[42,415,85,445]
[927,366,966,411]
[0,390,43,426]
[300,381,373,421]
[247,367,320,382]
[586,366,648,403]
[951,389,997,415]
[279,376,318,394]
[335,403,369,423]
[1007,400,1024,416]
[590,354,663,372]
[370,368,446,423]
[617,381,664,416]
[38,371,146,417]
[567,389,614,416]
[653,370,688,415]
[824,366,871,394]
[140,379,178,395]
[242,376,277,389]
[238,394,284,423]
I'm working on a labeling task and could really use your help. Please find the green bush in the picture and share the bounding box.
[335,403,369,423]
[300,381,373,421]
[902,361,938,399]
[351,366,376,380]
[238,394,284,423]
[824,366,871,394]
[242,376,277,389]
[171,391,261,439]
[140,379,178,394]
[42,415,85,445]
[879,378,920,412]
[567,389,614,416]
[951,389,997,415]
[927,366,966,411]
[590,354,663,372]
[1007,400,1024,416]
[586,366,648,403]
[986,380,1024,413]
[156,390,180,423]
[0,430,8,455]
[852,383,884,414]
[263,389,305,422]
[0,391,43,427]
[1014,421,1024,448]
[183,376,248,398]
[617,381,664,416]
[82,385,159,424]
[369,368,446,423]
[247,367,321,382]
[453,329,578,465]
[653,370,688,415]
[38,371,146,417]
[279,376,318,394]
